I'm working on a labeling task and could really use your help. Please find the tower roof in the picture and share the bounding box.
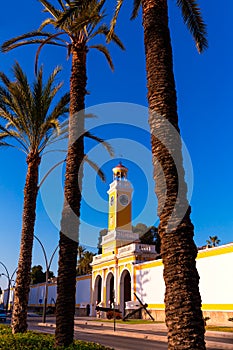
[112,162,128,179]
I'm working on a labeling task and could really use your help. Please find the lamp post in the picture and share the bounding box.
[0,262,17,314]
[34,235,58,323]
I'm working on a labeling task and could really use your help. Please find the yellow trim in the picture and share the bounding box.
[202,304,233,311]
[197,244,233,259]
[132,244,233,271]
[133,267,137,301]
[118,257,136,265]
[132,304,233,311]
[102,242,115,249]
[148,304,165,310]
[76,275,91,281]
[135,260,163,270]
[108,190,116,231]
[30,282,57,288]
[92,261,116,269]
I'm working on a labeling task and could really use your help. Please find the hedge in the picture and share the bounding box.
[0,325,113,350]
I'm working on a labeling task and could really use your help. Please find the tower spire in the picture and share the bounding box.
[112,162,128,180]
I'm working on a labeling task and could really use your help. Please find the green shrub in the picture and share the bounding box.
[0,325,113,350]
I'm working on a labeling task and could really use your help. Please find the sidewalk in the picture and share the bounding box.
[38,317,233,349]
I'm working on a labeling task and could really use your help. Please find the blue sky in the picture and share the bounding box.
[0,1,233,289]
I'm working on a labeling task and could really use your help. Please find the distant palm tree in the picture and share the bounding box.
[206,236,221,248]
[77,245,86,261]
[2,1,121,345]
[76,245,86,275]
[0,62,69,334]
[109,0,207,348]
[77,250,94,275]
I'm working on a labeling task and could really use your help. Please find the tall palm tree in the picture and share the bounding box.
[109,0,207,348]
[2,1,122,345]
[206,235,220,248]
[0,62,69,334]
[77,245,86,275]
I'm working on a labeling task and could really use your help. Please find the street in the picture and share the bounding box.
[26,317,233,350]
[28,319,169,350]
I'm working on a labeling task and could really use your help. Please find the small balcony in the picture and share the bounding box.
[117,243,157,257]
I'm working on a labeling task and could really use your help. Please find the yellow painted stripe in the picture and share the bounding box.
[197,244,233,259]
[118,257,137,264]
[76,275,91,281]
[142,304,233,311]
[148,304,165,310]
[92,261,116,269]
[133,244,233,271]
[135,260,163,270]
[202,304,233,311]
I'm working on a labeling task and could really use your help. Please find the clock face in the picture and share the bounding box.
[119,194,129,206]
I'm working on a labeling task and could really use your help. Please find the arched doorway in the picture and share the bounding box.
[120,270,131,315]
[93,275,102,306]
[105,272,114,307]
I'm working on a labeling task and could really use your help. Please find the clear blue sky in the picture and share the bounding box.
[0,1,232,289]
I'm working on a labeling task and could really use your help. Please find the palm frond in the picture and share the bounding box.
[0,125,29,152]
[89,44,114,70]
[46,119,69,144]
[39,0,61,19]
[55,1,83,27]
[0,62,69,156]
[89,24,125,50]
[39,18,58,31]
[176,0,208,53]
[42,65,62,92]
[107,0,124,42]
[1,31,62,52]
[47,93,70,122]
[34,33,67,74]
[84,131,114,157]
[84,155,106,182]
[69,13,103,36]
[109,31,125,50]
[0,141,13,147]
[131,0,142,19]
[57,0,67,11]
[0,106,28,140]
[38,158,65,188]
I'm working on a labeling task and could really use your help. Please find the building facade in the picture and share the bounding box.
[91,163,158,314]
[3,163,232,325]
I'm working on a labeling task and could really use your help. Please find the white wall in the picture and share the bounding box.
[197,250,233,308]
[136,264,165,306]
[135,244,233,312]
[76,277,91,306]
[28,276,91,307]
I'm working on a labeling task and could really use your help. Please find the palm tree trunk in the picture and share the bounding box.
[11,152,40,333]
[55,44,87,347]
[141,0,206,348]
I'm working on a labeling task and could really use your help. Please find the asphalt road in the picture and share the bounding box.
[27,318,233,350]
[28,321,169,350]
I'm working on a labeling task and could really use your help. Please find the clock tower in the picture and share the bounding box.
[102,162,139,254]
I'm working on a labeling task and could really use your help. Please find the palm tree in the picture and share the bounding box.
[2,1,122,345]
[206,236,221,248]
[0,62,69,334]
[109,0,207,348]
[77,245,86,275]
[77,250,94,275]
